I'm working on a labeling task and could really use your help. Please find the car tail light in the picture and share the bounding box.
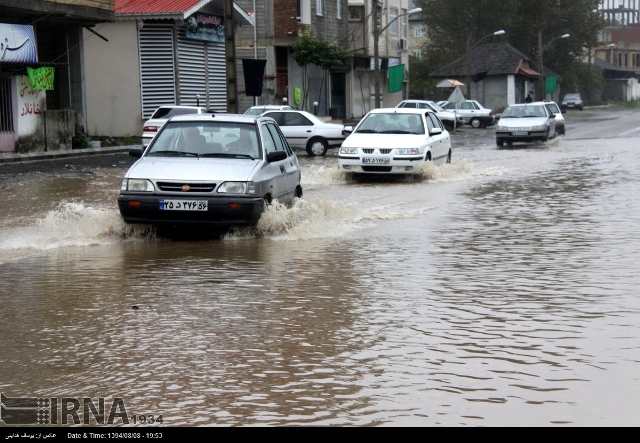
[143,126,158,132]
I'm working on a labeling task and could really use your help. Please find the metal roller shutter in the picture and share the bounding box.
[177,28,227,112]
[139,22,176,119]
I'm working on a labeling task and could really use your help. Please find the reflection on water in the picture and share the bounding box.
[0,139,639,426]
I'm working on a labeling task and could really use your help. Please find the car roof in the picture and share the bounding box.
[154,105,205,110]
[166,113,271,124]
[368,107,435,115]
[247,105,291,109]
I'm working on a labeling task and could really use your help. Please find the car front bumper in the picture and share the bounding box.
[496,129,548,143]
[338,155,425,174]
[118,194,265,226]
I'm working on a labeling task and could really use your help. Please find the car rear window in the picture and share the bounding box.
[152,108,201,119]
[564,94,581,100]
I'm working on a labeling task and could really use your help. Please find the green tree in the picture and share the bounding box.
[413,0,604,98]
[290,32,351,110]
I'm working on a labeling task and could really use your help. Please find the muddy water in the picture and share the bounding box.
[0,122,639,426]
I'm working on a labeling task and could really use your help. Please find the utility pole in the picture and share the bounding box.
[538,28,544,101]
[224,0,238,113]
[466,24,471,99]
[373,1,381,109]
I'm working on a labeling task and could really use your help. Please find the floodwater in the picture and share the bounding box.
[0,109,639,426]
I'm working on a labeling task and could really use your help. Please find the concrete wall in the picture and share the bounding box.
[603,77,640,101]
[83,20,142,138]
[45,110,74,151]
[14,75,46,153]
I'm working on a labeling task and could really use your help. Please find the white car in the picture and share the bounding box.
[142,105,208,147]
[119,113,303,229]
[338,108,452,175]
[395,99,464,130]
[243,105,293,116]
[495,102,557,147]
[441,100,496,128]
[544,101,565,135]
[260,110,346,156]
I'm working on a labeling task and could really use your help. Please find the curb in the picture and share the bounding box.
[0,146,139,164]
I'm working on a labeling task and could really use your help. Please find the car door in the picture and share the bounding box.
[425,112,449,162]
[273,111,314,149]
[264,122,300,200]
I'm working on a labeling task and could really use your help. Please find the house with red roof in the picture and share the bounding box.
[83,0,252,139]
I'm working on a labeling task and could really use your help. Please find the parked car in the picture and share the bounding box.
[142,105,208,147]
[118,113,303,229]
[495,102,557,147]
[561,92,584,111]
[395,99,465,129]
[243,104,293,116]
[544,101,565,135]
[338,108,452,175]
[440,100,496,128]
[260,110,346,156]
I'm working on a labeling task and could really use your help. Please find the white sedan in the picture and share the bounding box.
[260,110,346,156]
[142,105,208,147]
[338,108,452,175]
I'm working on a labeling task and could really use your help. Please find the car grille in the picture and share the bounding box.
[362,149,392,154]
[156,182,216,192]
[362,166,392,172]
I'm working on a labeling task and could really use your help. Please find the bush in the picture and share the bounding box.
[72,132,91,150]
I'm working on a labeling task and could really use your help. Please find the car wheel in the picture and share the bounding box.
[497,140,504,147]
[470,118,481,128]
[543,129,550,142]
[446,150,452,164]
[306,138,328,156]
[295,185,303,199]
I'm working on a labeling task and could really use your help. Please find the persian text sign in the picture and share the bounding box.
[185,13,224,43]
[27,67,55,90]
[0,23,38,63]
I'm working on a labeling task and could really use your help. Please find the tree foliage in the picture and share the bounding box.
[412,0,605,97]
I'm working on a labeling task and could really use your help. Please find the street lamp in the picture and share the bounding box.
[466,29,505,98]
[373,5,422,108]
[538,32,569,101]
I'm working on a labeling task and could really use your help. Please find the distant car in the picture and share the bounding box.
[119,113,303,228]
[260,110,346,156]
[495,102,557,147]
[243,105,293,116]
[395,99,464,129]
[561,92,584,111]
[440,100,496,128]
[142,105,208,147]
[338,107,452,175]
[544,101,565,135]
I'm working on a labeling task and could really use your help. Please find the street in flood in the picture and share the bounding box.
[0,107,639,426]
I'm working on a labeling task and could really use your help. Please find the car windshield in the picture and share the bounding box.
[428,102,446,112]
[147,121,262,159]
[151,107,201,119]
[355,113,424,134]
[244,107,270,116]
[502,106,547,118]
[564,93,581,100]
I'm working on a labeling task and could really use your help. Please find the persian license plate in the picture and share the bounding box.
[362,157,390,164]
[512,131,528,136]
[159,200,208,211]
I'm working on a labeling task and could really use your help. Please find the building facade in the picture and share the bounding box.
[0,0,114,153]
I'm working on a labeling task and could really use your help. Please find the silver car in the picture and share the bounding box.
[142,105,208,147]
[495,102,557,147]
[119,114,303,228]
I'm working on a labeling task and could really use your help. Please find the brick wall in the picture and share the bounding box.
[274,0,298,37]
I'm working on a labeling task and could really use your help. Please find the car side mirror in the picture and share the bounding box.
[342,125,353,136]
[129,148,144,159]
[267,150,287,162]
[430,127,443,136]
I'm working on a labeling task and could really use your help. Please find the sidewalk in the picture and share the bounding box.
[0,145,139,164]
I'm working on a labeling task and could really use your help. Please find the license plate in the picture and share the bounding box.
[362,157,390,164]
[512,131,528,136]
[159,200,208,211]
[567,104,575,107]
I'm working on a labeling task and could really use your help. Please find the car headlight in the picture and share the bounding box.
[531,125,546,130]
[340,147,358,154]
[121,178,154,192]
[396,148,419,155]
[218,181,256,194]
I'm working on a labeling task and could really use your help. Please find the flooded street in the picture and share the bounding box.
[0,107,639,426]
